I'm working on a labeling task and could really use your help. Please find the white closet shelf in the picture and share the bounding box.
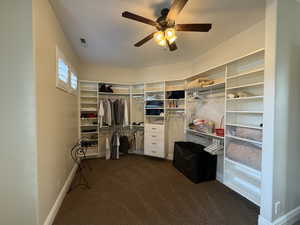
[81,102,98,105]
[186,82,225,92]
[98,92,130,95]
[81,132,98,134]
[131,93,144,95]
[227,96,264,101]
[226,111,264,114]
[145,115,164,117]
[226,68,264,80]
[80,89,98,92]
[225,158,262,179]
[226,82,264,90]
[145,108,164,109]
[166,108,185,110]
[144,90,164,93]
[186,128,224,140]
[80,109,97,112]
[226,124,263,130]
[80,125,98,127]
[81,118,97,120]
[81,96,97,98]
[226,135,262,145]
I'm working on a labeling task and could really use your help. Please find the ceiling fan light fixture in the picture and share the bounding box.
[165,28,177,44]
[154,31,167,46]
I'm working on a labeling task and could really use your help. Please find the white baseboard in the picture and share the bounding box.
[259,216,273,225]
[43,163,78,225]
[259,205,300,225]
[216,172,223,183]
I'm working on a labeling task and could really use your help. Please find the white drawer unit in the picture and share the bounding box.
[144,124,165,158]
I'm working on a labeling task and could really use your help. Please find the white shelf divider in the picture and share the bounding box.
[226,123,263,130]
[226,135,262,145]
[226,68,264,80]
[227,96,264,101]
[226,82,264,90]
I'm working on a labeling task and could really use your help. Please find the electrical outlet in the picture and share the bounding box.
[275,201,281,215]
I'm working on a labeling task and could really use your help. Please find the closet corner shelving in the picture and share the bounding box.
[78,48,265,208]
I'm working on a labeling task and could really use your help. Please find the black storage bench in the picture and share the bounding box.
[173,142,217,184]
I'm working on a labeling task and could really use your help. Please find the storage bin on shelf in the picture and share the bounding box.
[226,139,262,171]
[227,126,262,142]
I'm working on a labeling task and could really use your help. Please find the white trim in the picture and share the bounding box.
[43,164,78,225]
[258,205,300,225]
[259,216,273,225]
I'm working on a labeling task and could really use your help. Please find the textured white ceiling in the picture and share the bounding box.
[50,0,265,68]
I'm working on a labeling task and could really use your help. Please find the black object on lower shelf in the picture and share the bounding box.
[173,142,217,184]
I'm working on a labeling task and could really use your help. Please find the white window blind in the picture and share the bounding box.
[58,58,69,83]
[70,72,78,90]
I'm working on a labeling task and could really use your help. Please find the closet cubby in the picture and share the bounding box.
[227,50,264,77]
[144,81,164,92]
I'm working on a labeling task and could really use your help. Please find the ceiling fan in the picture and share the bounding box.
[122,0,212,51]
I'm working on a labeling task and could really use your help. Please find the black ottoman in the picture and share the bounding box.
[173,142,217,184]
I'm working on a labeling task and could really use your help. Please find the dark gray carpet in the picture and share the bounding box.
[54,155,259,225]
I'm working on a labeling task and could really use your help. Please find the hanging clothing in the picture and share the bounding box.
[106,100,112,126]
[124,99,129,126]
[111,131,120,160]
[105,137,111,160]
[98,100,105,128]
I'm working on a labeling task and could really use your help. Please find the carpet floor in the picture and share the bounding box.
[54,155,260,225]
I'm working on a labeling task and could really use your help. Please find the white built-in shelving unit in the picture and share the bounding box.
[224,49,264,206]
[79,81,100,157]
[78,48,265,208]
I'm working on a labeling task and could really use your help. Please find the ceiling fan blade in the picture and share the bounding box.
[167,41,178,51]
[175,24,212,32]
[167,0,188,21]
[122,11,158,27]
[134,32,156,47]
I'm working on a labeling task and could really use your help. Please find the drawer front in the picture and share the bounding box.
[145,138,164,149]
[145,133,164,142]
[145,124,164,134]
[145,146,165,158]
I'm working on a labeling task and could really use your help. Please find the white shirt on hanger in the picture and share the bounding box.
[98,100,104,128]
[124,99,129,126]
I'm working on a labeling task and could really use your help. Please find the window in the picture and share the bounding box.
[58,58,69,83]
[70,71,78,94]
[56,47,77,95]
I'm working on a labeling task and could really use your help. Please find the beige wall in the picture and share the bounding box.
[0,1,38,224]
[33,0,80,224]
[79,63,137,83]
[79,20,265,83]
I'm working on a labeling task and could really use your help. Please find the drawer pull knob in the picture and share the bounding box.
[152,151,156,153]
[152,143,156,145]
[152,135,156,138]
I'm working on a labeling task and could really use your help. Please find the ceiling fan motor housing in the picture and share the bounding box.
[156,8,175,30]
